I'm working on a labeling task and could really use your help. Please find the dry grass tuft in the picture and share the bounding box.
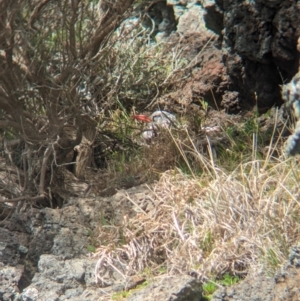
[94,117,300,286]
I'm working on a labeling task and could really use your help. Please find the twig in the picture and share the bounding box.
[0,195,46,203]
[29,0,51,30]
[39,143,53,195]
[172,211,185,241]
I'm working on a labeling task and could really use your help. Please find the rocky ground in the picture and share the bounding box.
[1,186,156,301]
[1,0,300,300]
[1,184,300,301]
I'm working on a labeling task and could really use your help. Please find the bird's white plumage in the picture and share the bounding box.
[142,111,177,140]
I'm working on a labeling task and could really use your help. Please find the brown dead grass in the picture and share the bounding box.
[93,126,300,286]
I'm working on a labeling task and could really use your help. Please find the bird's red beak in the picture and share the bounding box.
[131,114,152,123]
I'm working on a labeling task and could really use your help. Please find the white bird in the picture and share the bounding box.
[131,111,177,140]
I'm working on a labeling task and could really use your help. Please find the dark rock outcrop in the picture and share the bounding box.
[154,0,300,112]
[221,0,300,109]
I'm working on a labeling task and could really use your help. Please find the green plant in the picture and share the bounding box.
[199,99,209,113]
[200,231,214,255]
[86,245,96,253]
[202,280,218,296]
[87,230,98,253]
[158,266,167,274]
[112,290,130,300]
[265,248,280,272]
[99,214,108,226]
[220,273,239,286]
[201,274,239,300]
[136,281,149,290]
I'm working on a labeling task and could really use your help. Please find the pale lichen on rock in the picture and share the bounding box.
[282,72,300,156]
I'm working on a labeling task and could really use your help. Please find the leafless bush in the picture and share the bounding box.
[0,0,136,206]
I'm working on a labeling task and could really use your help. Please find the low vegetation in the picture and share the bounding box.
[0,1,298,300]
[93,109,300,297]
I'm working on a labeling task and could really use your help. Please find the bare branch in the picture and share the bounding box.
[0,120,22,132]
[39,143,53,195]
[69,0,80,59]
[0,195,47,203]
[81,0,135,58]
[29,0,51,30]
